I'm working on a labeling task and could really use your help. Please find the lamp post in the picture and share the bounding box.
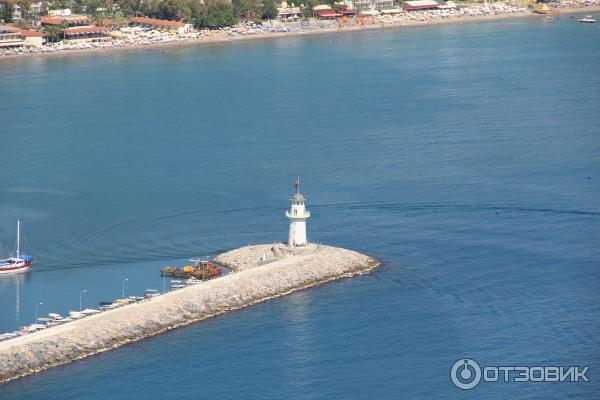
[35,302,43,323]
[79,289,87,311]
[122,278,128,299]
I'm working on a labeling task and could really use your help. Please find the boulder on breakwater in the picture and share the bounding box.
[0,244,379,384]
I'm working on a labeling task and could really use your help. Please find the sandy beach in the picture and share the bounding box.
[1,4,599,62]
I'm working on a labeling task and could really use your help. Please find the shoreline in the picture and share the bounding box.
[0,244,380,385]
[1,6,599,62]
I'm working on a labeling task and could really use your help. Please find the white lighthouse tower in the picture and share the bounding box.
[286,178,310,248]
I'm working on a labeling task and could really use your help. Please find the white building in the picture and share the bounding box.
[285,190,310,248]
[130,17,192,34]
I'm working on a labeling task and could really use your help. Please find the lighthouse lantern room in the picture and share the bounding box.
[286,178,310,247]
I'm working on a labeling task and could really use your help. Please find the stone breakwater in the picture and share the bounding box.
[0,244,379,385]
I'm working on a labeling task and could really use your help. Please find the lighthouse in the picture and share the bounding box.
[285,178,310,248]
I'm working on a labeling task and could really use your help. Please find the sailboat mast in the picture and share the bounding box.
[16,220,20,259]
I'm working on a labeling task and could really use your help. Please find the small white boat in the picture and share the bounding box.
[579,15,596,23]
[170,280,184,289]
[68,311,86,319]
[21,324,46,332]
[80,308,100,315]
[115,298,134,305]
[145,289,160,298]
[48,313,63,320]
[46,319,67,327]
[128,296,144,302]
[186,277,202,285]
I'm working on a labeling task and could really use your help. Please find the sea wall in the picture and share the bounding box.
[0,245,379,384]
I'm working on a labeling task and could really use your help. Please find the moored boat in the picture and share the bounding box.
[0,220,33,274]
[161,259,222,280]
[144,289,160,298]
[170,279,185,289]
[579,15,596,23]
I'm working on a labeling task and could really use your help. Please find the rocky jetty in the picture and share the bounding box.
[0,244,379,384]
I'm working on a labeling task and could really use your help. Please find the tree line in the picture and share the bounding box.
[37,0,289,28]
[4,0,339,30]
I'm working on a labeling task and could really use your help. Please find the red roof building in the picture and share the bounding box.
[130,16,191,33]
[314,10,342,19]
[19,29,44,37]
[41,16,91,26]
[0,26,45,47]
[62,25,110,41]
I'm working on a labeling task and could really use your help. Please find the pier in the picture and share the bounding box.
[0,186,379,384]
[0,244,379,384]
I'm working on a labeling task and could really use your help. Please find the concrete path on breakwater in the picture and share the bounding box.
[0,244,379,385]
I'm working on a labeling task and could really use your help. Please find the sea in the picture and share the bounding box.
[0,16,599,399]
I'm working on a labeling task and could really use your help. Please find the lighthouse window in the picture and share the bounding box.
[294,209,297,216]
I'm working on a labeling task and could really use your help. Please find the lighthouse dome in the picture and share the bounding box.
[292,192,305,202]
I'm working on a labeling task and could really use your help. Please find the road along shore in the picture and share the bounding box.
[0,244,379,385]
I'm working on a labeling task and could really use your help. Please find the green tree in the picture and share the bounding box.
[301,0,319,18]
[21,0,32,19]
[50,0,74,10]
[232,0,260,20]
[43,24,64,42]
[40,0,49,16]
[261,0,277,20]
[112,10,125,25]
[193,1,236,28]
[116,0,143,17]
[2,3,15,23]
[143,0,194,20]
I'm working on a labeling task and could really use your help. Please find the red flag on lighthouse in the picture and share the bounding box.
[294,177,299,190]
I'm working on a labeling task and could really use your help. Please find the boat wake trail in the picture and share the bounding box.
[312,202,600,217]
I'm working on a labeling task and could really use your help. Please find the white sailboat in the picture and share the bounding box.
[0,220,33,274]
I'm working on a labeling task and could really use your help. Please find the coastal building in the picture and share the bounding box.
[312,4,355,19]
[403,0,440,11]
[41,15,91,27]
[130,17,192,34]
[353,0,395,11]
[19,29,44,46]
[62,26,110,42]
[285,181,310,247]
[29,1,43,16]
[0,26,44,47]
[314,9,342,19]
[277,6,303,20]
[0,25,22,47]
[0,0,21,21]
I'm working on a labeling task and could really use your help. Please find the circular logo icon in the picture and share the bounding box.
[451,358,482,390]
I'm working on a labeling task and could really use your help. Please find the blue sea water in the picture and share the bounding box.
[0,16,599,399]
